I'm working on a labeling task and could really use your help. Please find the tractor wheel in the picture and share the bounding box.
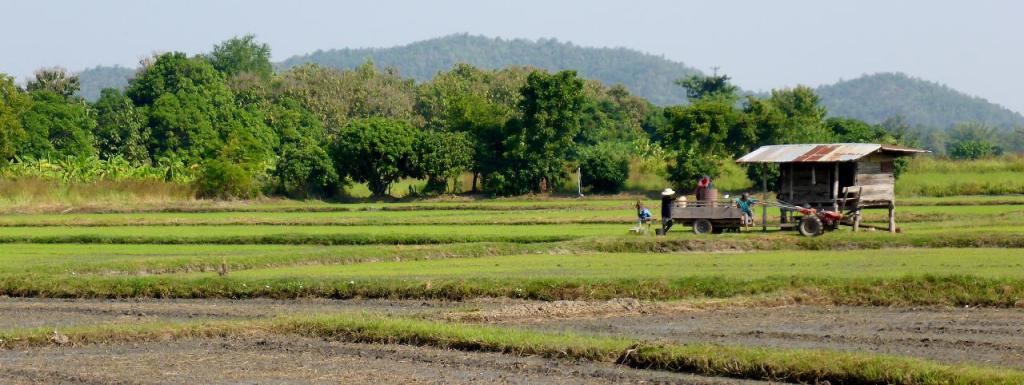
[693,219,713,234]
[798,216,824,237]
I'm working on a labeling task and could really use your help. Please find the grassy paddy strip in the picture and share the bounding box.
[2,205,1020,227]
[0,243,549,275]
[1,315,1021,385]
[3,275,1021,307]
[0,229,1021,249]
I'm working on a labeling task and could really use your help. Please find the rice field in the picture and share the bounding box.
[1,196,1023,384]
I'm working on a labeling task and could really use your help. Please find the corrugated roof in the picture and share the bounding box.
[736,143,926,163]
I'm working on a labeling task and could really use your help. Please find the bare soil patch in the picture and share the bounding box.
[517,305,1024,369]
[0,335,766,385]
[0,297,469,330]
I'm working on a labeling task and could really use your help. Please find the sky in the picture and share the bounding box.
[1,0,1021,113]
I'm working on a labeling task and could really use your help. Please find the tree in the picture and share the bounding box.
[0,74,31,160]
[18,90,96,158]
[825,117,894,143]
[415,64,524,191]
[412,130,473,193]
[578,144,630,193]
[129,52,275,166]
[747,86,833,146]
[26,67,80,98]
[948,140,1001,160]
[675,74,739,102]
[92,88,150,163]
[487,70,584,195]
[274,138,339,198]
[660,100,744,188]
[330,118,418,197]
[208,34,274,79]
[276,61,418,133]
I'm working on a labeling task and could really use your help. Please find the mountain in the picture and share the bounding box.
[76,35,1024,130]
[279,34,702,106]
[816,73,1024,129]
[75,65,135,101]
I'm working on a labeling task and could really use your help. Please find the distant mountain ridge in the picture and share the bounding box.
[279,34,702,106]
[815,72,1024,129]
[75,34,1024,129]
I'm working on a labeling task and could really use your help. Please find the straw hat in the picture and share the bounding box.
[661,188,675,196]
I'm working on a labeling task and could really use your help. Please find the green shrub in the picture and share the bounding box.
[195,158,258,199]
[274,140,339,198]
[578,145,629,193]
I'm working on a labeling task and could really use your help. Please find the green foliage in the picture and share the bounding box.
[25,67,80,98]
[276,61,419,132]
[948,140,1001,160]
[1,155,195,183]
[825,117,894,143]
[273,138,339,198]
[195,157,258,199]
[92,88,150,163]
[487,70,585,195]
[413,130,473,193]
[208,34,274,79]
[578,144,630,193]
[330,117,419,197]
[131,52,275,167]
[126,52,226,106]
[660,97,744,188]
[675,74,739,102]
[749,86,833,145]
[0,74,31,160]
[18,90,96,158]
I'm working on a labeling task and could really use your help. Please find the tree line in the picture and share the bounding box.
[0,35,1010,199]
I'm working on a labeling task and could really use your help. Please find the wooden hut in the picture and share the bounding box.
[736,143,928,232]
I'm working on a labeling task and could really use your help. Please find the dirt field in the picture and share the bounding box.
[518,305,1024,369]
[0,297,1018,385]
[0,334,769,385]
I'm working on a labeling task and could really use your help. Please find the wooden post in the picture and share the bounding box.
[762,166,768,232]
[853,209,861,232]
[888,201,896,233]
[832,163,839,211]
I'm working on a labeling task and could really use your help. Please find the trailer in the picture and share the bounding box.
[670,201,744,234]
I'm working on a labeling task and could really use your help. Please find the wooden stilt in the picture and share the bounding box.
[853,209,861,232]
[888,202,896,233]
[762,166,767,232]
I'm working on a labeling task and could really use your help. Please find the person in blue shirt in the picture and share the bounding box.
[735,192,758,228]
[635,200,653,232]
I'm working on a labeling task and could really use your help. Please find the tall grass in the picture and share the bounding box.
[0,178,195,212]
[897,155,1024,197]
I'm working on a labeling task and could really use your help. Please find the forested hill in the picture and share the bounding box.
[75,65,134,101]
[278,34,702,106]
[816,73,1024,129]
[75,35,1024,129]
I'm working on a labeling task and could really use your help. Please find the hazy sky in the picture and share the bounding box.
[2,0,1021,112]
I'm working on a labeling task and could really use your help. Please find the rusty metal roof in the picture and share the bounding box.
[736,143,927,163]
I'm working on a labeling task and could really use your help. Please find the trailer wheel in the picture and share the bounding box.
[798,216,824,237]
[693,219,713,234]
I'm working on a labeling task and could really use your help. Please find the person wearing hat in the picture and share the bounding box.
[660,187,676,234]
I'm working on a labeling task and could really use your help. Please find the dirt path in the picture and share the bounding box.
[0,335,767,385]
[517,305,1024,369]
[0,297,472,330]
